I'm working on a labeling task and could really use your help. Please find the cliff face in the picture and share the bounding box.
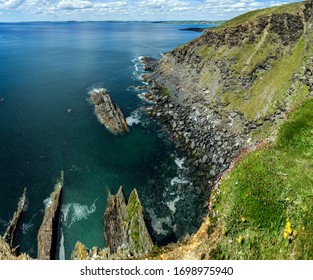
[149,1,312,121]
[144,0,313,185]
[142,0,313,260]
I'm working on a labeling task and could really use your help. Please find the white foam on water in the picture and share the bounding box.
[21,222,33,235]
[131,56,145,81]
[43,197,52,208]
[61,199,97,228]
[146,208,172,236]
[58,227,66,260]
[171,176,191,186]
[166,196,181,214]
[137,93,156,104]
[174,157,186,170]
[126,110,141,126]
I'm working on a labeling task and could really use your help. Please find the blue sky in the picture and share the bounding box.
[0,0,297,22]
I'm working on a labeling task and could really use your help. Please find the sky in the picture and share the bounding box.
[0,0,297,22]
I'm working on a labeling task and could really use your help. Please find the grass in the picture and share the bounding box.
[221,35,306,121]
[215,2,303,30]
[208,99,313,259]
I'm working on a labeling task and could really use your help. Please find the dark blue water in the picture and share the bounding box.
[0,22,210,259]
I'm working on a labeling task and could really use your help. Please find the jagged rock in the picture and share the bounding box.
[3,188,26,248]
[0,237,31,260]
[0,189,31,260]
[90,88,129,135]
[37,171,63,260]
[104,187,153,256]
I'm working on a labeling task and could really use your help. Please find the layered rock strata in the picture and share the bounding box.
[90,88,129,135]
[104,187,153,255]
[142,0,313,186]
[37,171,63,260]
[72,187,153,260]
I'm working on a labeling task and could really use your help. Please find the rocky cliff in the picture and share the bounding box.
[144,0,313,184]
[89,88,129,135]
[140,0,313,260]
[37,172,63,260]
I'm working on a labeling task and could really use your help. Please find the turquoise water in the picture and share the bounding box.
[0,22,210,259]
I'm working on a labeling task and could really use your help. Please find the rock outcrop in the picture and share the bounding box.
[0,237,31,260]
[90,88,129,135]
[37,171,63,260]
[104,187,153,256]
[3,188,26,248]
[72,187,153,260]
[0,189,31,260]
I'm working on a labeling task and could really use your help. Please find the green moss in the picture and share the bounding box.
[210,99,313,259]
[127,190,144,254]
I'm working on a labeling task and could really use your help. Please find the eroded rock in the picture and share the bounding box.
[90,88,129,135]
[37,171,63,260]
[104,187,153,256]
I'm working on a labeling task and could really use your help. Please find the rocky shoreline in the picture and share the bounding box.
[140,57,249,190]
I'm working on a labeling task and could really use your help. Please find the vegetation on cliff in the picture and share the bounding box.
[207,99,313,259]
[143,0,313,260]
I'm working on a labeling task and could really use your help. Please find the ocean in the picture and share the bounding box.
[0,21,212,259]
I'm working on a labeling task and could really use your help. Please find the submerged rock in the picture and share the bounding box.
[37,171,63,260]
[104,187,153,256]
[90,88,129,135]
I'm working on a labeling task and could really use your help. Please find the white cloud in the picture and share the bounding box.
[0,0,296,21]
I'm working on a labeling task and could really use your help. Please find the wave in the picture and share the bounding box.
[174,157,186,170]
[126,110,141,126]
[131,56,145,81]
[166,196,181,214]
[61,199,97,228]
[170,176,191,186]
[58,227,66,260]
[146,208,172,236]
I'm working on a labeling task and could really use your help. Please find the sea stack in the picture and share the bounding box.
[37,171,63,260]
[90,88,129,135]
[104,187,153,256]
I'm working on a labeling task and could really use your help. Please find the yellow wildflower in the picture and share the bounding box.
[237,235,243,244]
[283,219,293,239]
[293,230,298,237]
[241,217,246,223]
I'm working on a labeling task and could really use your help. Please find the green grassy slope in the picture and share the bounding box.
[208,98,313,259]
